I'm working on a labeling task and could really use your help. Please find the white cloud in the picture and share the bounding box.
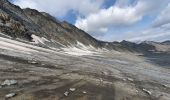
[13,0,104,17]
[13,0,38,9]
[127,29,170,42]
[75,6,142,34]
[153,3,170,28]
[75,0,170,37]
[108,27,170,42]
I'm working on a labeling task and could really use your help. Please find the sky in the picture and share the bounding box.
[11,0,170,42]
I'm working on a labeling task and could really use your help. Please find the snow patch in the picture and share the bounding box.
[61,41,119,56]
[62,41,97,56]
[31,34,49,44]
[62,46,94,56]
[0,40,37,52]
[0,36,61,54]
[114,59,129,64]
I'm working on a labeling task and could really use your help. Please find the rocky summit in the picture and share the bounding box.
[0,0,170,100]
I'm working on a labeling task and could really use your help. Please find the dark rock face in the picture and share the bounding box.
[0,0,40,40]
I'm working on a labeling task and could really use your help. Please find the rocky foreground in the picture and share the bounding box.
[0,0,170,100]
[0,36,170,100]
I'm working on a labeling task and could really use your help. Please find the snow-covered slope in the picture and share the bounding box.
[0,32,113,56]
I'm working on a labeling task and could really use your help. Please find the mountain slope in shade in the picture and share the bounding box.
[0,0,101,48]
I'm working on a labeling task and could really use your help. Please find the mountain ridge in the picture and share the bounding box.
[0,0,170,54]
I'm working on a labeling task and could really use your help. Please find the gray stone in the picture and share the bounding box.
[127,78,134,82]
[69,88,76,92]
[83,91,87,94]
[5,93,16,98]
[143,89,152,95]
[64,91,69,96]
[1,79,17,86]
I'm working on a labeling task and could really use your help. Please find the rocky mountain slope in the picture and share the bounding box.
[0,0,100,48]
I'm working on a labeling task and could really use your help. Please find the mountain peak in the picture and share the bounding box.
[41,12,60,23]
[162,40,170,45]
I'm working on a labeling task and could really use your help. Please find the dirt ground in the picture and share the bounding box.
[0,38,170,100]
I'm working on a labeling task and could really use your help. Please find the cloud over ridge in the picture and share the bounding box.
[12,0,170,41]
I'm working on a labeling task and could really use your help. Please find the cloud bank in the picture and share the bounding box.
[13,0,104,17]
[75,0,170,36]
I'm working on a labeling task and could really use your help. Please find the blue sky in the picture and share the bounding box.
[11,0,170,42]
